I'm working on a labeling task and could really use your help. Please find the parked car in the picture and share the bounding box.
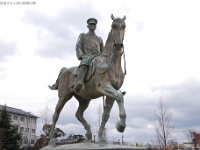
[55,134,86,145]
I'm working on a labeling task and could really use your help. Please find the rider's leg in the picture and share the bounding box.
[75,65,88,93]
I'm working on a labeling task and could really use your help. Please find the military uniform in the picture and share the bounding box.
[74,18,104,93]
[76,32,103,65]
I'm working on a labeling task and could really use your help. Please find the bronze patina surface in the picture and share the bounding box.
[48,14,127,146]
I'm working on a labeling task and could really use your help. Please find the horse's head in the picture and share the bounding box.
[111,14,126,50]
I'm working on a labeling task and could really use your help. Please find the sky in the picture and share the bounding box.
[1,0,200,145]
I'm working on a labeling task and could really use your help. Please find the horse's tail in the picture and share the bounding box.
[48,67,68,90]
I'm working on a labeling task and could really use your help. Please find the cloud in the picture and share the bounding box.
[0,39,17,80]
[135,20,144,32]
[0,66,7,80]
[0,40,17,61]
[151,78,200,130]
[22,1,103,59]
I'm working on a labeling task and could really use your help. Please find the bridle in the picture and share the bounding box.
[112,37,127,76]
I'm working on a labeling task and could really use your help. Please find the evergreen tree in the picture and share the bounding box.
[0,105,22,150]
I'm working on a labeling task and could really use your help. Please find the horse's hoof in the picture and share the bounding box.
[116,121,126,133]
[84,139,92,143]
[48,140,55,146]
[99,139,106,146]
[85,132,92,141]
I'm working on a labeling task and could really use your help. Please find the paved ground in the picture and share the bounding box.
[40,143,147,150]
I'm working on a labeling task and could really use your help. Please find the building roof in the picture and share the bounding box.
[0,104,38,118]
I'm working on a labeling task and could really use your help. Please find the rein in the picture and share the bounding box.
[102,44,127,75]
[112,44,127,75]
[121,45,126,75]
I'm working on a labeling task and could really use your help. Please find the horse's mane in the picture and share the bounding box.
[102,31,112,56]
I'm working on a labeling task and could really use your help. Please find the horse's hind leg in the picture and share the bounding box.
[98,97,114,144]
[75,97,92,142]
[49,92,73,145]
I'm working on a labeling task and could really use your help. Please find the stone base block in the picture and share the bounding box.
[40,143,147,150]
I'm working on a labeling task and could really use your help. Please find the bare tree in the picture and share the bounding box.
[40,104,52,125]
[93,103,107,143]
[185,126,198,142]
[38,104,53,135]
[93,104,102,142]
[185,127,195,142]
[97,104,102,130]
[153,98,175,150]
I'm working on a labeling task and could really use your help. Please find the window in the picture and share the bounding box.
[31,139,35,144]
[25,128,29,132]
[26,117,30,123]
[12,125,18,132]
[8,114,12,119]
[23,137,28,144]
[20,127,24,133]
[20,116,25,122]
[32,129,35,134]
[13,115,18,120]
[32,118,36,124]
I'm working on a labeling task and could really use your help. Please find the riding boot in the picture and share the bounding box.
[75,65,88,93]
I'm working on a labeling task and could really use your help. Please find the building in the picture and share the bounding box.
[0,104,38,147]
[193,132,200,149]
[183,133,200,149]
[183,142,193,149]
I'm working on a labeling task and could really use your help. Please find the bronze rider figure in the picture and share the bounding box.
[48,18,103,92]
[74,18,104,93]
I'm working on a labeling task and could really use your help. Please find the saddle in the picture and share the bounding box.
[72,55,109,82]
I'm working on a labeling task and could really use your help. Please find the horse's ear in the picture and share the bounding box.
[111,14,115,20]
[122,15,126,21]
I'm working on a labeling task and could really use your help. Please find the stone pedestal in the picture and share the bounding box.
[40,143,147,150]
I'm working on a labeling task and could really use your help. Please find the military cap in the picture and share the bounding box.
[87,18,98,24]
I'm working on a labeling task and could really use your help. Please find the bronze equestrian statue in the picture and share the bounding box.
[48,14,127,145]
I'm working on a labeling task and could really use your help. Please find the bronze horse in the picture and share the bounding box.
[49,14,127,144]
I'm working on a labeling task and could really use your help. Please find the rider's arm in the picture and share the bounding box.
[76,33,85,60]
[99,37,104,54]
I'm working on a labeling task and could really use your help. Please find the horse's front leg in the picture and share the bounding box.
[49,93,71,145]
[100,84,126,133]
[49,108,62,145]
[98,97,114,144]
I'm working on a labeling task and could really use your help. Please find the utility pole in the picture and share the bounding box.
[122,134,124,145]
[93,134,96,143]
